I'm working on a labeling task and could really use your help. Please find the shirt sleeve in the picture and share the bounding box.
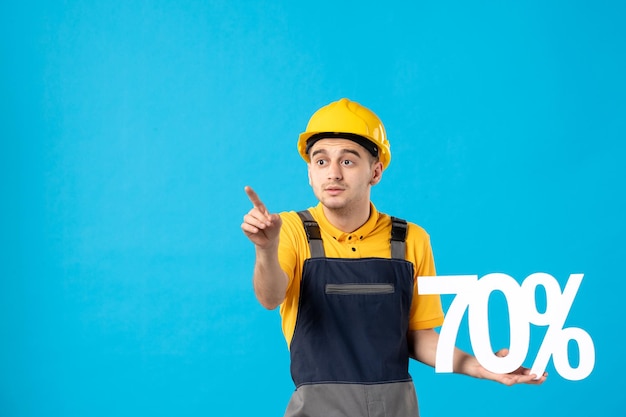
[277,212,301,289]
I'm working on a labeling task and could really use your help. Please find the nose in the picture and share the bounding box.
[327,160,343,180]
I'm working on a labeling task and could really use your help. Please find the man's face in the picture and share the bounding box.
[307,138,383,212]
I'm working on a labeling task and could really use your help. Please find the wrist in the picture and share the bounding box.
[255,240,279,256]
[453,350,480,378]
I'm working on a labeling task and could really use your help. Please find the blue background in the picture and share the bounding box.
[2,1,624,416]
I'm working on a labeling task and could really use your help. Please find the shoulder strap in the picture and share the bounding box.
[390,216,408,259]
[297,211,407,260]
[297,210,325,258]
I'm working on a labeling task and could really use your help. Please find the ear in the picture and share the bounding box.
[370,161,383,186]
[307,163,312,186]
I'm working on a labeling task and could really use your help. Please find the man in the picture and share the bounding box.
[241,98,545,416]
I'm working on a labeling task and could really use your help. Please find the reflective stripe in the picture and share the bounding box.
[325,283,395,295]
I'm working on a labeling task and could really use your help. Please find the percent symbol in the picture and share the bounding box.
[522,273,595,381]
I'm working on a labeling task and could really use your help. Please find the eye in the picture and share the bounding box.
[315,159,326,166]
[341,159,353,166]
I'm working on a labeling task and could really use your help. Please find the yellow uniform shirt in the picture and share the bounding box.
[278,202,444,347]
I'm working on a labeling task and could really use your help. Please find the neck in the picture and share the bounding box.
[322,202,371,233]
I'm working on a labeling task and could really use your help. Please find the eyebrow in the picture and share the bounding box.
[311,148,363,159]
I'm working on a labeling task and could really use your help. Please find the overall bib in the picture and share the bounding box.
[284,211,419,417]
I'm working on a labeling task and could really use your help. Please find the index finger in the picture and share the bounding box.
[244,185,268,214]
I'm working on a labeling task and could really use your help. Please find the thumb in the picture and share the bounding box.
[495,348,510,358]
[268,213,283,226]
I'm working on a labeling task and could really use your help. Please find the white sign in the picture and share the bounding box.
[418,273,595,381]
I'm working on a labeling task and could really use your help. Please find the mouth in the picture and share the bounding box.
[324,186,345,196]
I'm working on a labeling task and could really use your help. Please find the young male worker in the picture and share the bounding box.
[241,98,546,417]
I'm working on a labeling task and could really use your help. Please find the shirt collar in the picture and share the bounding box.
[311,202,380,242]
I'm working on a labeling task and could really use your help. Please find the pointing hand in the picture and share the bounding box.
[241,186,282,249]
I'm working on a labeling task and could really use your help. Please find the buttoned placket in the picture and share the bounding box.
[333,233,366,256]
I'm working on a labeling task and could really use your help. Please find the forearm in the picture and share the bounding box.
[253,245,289,310]
[409,329,479,375]
[451,348,482,377]
[408,329,439,366]
[409,329,543,385]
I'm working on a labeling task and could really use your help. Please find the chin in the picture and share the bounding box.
[320,198,349,211]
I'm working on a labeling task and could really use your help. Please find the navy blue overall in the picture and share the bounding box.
[284,210,419,417]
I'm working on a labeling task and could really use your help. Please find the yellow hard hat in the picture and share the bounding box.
[298,98,391,169]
